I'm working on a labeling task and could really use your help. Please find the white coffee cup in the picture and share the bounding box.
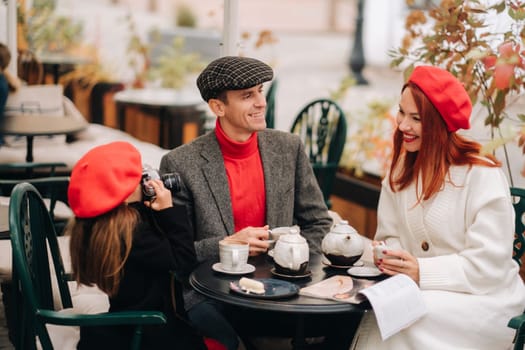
[373,242,401,260]
[219,239,249,272]
[269,225,300,241]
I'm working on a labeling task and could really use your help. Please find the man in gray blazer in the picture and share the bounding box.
[160,56,332,350]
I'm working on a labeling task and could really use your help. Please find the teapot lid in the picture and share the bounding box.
[331,220,358,234]
[279,233,307,243]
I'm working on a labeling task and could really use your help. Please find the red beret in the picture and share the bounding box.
[68,141,142,218]
[408,65,471,132]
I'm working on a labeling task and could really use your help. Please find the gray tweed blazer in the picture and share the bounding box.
[160,129,332,261]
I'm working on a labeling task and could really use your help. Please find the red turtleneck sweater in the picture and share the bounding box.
[215,121,266,232]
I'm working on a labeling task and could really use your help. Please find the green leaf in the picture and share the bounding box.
[482,135,516,154]
[509,8,525,21]
[490,1,506,14]
[390,56,405,68]
[493,90,507,124]
[403,65,415,82]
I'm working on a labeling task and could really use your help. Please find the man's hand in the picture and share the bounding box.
[227,225,270,256]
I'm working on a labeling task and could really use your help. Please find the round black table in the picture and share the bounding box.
[190,253,374,349]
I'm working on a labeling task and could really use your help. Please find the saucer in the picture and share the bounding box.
[321,257,364,269]
[270,268,312,279]
[268,249,274,258]
[347,266,383,278]
[212,263,255,275]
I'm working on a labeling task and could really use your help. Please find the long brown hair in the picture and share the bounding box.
[389,83,500,201]
[67,204,138,297]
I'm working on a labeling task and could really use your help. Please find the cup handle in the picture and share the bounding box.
[232,249,239,269]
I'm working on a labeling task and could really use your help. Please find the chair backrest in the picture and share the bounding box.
[9,182,166,350]
[0,163,71,235]
[508,187,525,350]
[511,187,525,266]
[17,50,44,85]
[9,182,73,349]
[0,162,67,178]
[265,79,278,129]
[290,98,347,208]
[0,176,70,220]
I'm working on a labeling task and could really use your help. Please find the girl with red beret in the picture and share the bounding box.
[66,141,223,350]
[351,66,525,349]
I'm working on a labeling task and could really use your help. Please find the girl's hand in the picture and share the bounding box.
[143,179,173,210]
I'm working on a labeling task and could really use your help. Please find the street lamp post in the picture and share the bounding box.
[349,0,368,85]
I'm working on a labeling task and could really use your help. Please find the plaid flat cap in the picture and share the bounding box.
[197,56,274,101]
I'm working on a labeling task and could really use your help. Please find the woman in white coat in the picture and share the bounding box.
[351,65,525,350]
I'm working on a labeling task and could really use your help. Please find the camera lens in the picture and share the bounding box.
[141,166,182,201]
[161,173,182,193]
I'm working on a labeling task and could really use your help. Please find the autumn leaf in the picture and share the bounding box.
[494,63,515,89]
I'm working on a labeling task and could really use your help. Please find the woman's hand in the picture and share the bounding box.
[143,179,173,211]
[371,240,385,265]
[227,225,270,256]
[376,247,420,284]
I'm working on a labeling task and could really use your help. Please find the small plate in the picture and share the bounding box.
[212,262,255,275]
[229,278,299,299]
[347,266,383,278]
[268,249,274,258]
[270,268,312,279]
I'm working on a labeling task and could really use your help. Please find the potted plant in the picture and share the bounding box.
[147,37,206,90]
[18,0,83,54]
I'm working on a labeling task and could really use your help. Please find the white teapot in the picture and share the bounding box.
[273,233,309,275]
[321,220,364,266]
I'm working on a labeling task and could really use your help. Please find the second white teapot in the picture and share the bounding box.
[321,220,364,267]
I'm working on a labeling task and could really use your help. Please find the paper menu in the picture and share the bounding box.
[355,274,426,340]
[299,275,375,304]
[299,274,427,340]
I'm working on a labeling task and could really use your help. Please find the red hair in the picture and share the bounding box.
[389,83,500,202]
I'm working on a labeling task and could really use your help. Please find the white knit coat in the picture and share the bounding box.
[352,164,525,350]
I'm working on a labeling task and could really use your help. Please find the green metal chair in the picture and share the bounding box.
[508,187,525,350]
[0,162,70,236]
[290,98,347,209]
[8,182,166,350]
[265,79,278,129]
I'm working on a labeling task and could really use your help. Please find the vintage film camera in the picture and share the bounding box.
[141,165,182,201]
